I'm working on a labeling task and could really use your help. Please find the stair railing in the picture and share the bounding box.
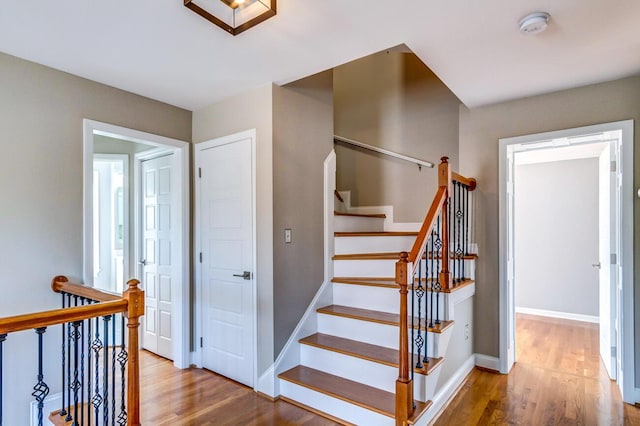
[0,276,144,426]
[395,157,476,426]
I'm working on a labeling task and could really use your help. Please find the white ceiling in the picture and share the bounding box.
[1,0,639,111]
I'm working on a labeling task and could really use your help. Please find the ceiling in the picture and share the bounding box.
[1,0,639,111]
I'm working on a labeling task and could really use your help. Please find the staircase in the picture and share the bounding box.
[277,196,475,424]
[276,158,477,425]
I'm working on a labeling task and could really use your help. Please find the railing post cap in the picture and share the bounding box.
[440,156,449,163]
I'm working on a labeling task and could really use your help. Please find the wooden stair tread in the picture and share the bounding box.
[300,333,444,375]
[49,404,91,426]
[334,211,386,219]
[317,305,454,333]
[279,366,431,419]
[333,252,479,261]
[333,252,401,260]
[335,231,418,237]
[332,277,475,292]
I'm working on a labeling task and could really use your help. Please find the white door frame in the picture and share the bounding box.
[194,129,258,390]
[498,120,636,403]
[83,119,191,369]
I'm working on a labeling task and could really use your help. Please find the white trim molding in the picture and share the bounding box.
[474,354,501,372]
[83,119,190,369]
[516,307,599,324]
[499,120,634,402]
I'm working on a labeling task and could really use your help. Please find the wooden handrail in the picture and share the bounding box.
[452,171,477,191]
[51,275,121,302]
[0,300,128,334]
[406,187,447,272]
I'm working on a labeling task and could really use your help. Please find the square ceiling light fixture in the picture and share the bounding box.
[184,0,277,36]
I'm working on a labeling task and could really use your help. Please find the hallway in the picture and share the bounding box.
[434,314,640,425]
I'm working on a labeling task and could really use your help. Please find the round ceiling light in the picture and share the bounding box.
[519,12,551,35]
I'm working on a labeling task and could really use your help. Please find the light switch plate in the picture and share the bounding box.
[284,228,292,243]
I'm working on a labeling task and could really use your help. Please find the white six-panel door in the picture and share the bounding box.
[141,154,175,360]
[197,135,254,387]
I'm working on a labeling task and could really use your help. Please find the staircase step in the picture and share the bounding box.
[334,211,386,219]
[278,366,431,422]
[335,231,417,237]
[317,305,454,334]
[301,333,443,376]
[332,277,475,292]
[49,404,91,426]
[333,252,400,260]
[332,277,398,288]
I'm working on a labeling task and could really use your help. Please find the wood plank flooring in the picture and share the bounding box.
[139,351,339,425]
[434,314,640,425]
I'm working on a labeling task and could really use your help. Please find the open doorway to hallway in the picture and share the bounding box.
[513,143,607,380]
[498,120,636,404]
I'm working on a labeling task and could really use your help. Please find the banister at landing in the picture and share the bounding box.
[51,275,121,302]
[395,156,477,426]
[0,276,144,426]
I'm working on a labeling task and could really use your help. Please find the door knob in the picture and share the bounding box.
[233,271,251,280]
[139,259,148,266]
[592,262,601,269]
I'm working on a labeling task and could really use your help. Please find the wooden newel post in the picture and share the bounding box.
[123,279,144,426]
[438,157,451,291]
[395,252,413,426]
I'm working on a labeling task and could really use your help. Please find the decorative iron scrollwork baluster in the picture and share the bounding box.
[103,315,111,425]
[91,316,103,424]
[65,294,72,422]
[117,314,128,425]
[429,229,435,329]
[434,215,442,325]
[32,327,50,426]
[0,333,6,426]
[70,321,82,426]
[112,314,117,426]
[414,260,425,369]
[60,293,67,419]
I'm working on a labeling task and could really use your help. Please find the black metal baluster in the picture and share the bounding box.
[32,327,50,426]
[452,182,457,283]
[79,300,86,426]
[103,315,111,426]
[0,333,6,426]
[117,315,128,425]
[429,229,435,328]
[65,295,72,422]
[464,184,470,279]
[91,317,103,425]
[87,305,93,426]
[70,321,81,426]
[457,182,464,284]
[60,294,67,419]
[434,215,442,325]
[415,259,424,369]
[423,253,429,365]
[112,314,117,426]
[411,263,415,384]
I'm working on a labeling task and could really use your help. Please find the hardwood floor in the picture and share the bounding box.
[434,314,640,425]
[139,351,340,425]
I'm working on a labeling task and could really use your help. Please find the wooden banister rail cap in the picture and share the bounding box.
[51,275,120,302]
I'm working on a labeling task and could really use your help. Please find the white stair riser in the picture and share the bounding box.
[317,313,448,358]
[333,259,396,277]
[300,345,441,402]
[334,235,415,255]
[333,283,454,321]
[334,216,385,233]
[279,380,394,426]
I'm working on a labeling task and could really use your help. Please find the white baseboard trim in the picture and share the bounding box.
[418,355,475,426]
[475,354,500,372]
[516,306,599,324]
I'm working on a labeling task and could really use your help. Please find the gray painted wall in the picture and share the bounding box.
[515,159,599,317]
[458,75,640,388]
[272,71,333,356]
[0,52,191,425]
[192,84,275,375]
[334,51,461,223]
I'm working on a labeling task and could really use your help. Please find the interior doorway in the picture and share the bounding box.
[498,120,636,403]
[83,119,191,369]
